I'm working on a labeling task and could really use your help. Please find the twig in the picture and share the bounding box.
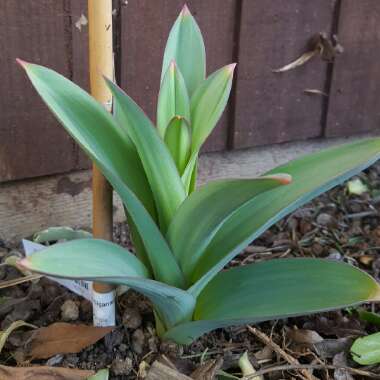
[242,364,380,379]
[247,326,315,380]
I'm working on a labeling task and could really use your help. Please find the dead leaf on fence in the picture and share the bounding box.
[24,322,113,359]
[273,50,318,73]
[273,32,343,73]
[0,364,94,380]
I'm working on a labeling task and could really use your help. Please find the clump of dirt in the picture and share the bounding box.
[1,163,380,379]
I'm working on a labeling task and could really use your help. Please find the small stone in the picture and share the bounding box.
[160,340,184,356]
[119,343,128,352]
[132,329,145,354]
[104,329,124,352]
[316,212,334,226]
[46,354,64,366]
[111,357,133,376]
[327,249,342,261]
[122,307,142,329]
[61,300,79,321]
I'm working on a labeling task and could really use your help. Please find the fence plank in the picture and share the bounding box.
[70,0,91,169]
[0,1,79,182]
[119,0,237,152]
[233,0,336,149]
[326,0,380,137]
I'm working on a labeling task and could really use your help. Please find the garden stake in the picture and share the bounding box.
[88,0,115,326]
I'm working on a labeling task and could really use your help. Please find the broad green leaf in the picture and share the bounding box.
[33,226,92,243]
[351,332,380,365]
[19,239,195,329]
[191,138,380,295]
[165,259,380,344]
[19,62,184,287]
[161,5,206,96]
[181,152,199,193]
[157,61,190,138]
[105,78,186,232]
[167,175,291,282]
[18,61,155,220]
[190,64,235,153]
[164,116,191,174]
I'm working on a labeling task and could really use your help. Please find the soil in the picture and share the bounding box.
[2,162,380,379]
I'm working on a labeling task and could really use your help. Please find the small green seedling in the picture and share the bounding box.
[18,6,380,344]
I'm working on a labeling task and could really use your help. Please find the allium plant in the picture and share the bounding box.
[18,6,380,344]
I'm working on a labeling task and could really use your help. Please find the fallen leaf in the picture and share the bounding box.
[0,274,42,289]
[146,361,192,380]
[25,322,113,359]
[0,320,36,354]
[0,364,94,380]
[347,178,368,195]
[315,337,354,359]
[287,328,323,346]
[191,357,223,380]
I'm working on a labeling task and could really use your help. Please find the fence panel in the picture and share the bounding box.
[232,0,336,149]
[326,0,380,137]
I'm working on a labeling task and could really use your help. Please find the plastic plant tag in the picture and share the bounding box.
[92,288,116,327]
[22,239,93,301]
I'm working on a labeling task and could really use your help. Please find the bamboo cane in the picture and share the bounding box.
[88,0,115,325]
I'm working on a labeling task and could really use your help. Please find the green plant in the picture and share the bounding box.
[17,6,380,344]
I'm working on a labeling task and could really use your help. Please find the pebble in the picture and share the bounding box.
[111,357,133,376]
[122,307,142,329]
[132,329,145,354]
[316,212,334,226]
[61,300,79,321]
[160,340,184,356]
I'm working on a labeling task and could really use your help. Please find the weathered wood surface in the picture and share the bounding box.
[0,1,75,181]
[119,0,237,152]
[1,135,371,243]
[232,0,336,149]
[326,0,380,137]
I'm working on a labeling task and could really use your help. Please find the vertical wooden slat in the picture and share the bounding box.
[70,0,91,169]
[232,0,336,149]
[0,1,77,182]
[326,0,380,137]
[119,0,236,152]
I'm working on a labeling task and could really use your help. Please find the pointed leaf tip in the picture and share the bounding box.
[226,63,237,75]
[265,173,292,185]
[181,4,191,17]
[16,58,28,68]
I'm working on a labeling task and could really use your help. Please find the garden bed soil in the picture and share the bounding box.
[2,163,380,379]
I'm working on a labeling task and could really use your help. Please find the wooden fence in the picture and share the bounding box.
[1,0,380,183]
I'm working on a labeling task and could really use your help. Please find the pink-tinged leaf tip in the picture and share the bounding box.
[181,4,191,17]
[15,58,29,68]
[17,257,31,270]
[226,63,237,75]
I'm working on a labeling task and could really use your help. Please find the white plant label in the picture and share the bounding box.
[92,289,116,326]
[22,239,93,301]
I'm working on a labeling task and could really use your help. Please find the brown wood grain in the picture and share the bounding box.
[233,0,336,149]
[119,0,237,152]
[70,0,91,169]
[0,1,78,182]
[326,0,380,137]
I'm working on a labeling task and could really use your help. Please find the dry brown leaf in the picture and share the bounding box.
[287,328,324,346]
[25,322,113,359]
[146,361,192,380]
[191,358,223,380]
[0,274,42,289]
[0,364,94,380]
[273,50,318,73]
